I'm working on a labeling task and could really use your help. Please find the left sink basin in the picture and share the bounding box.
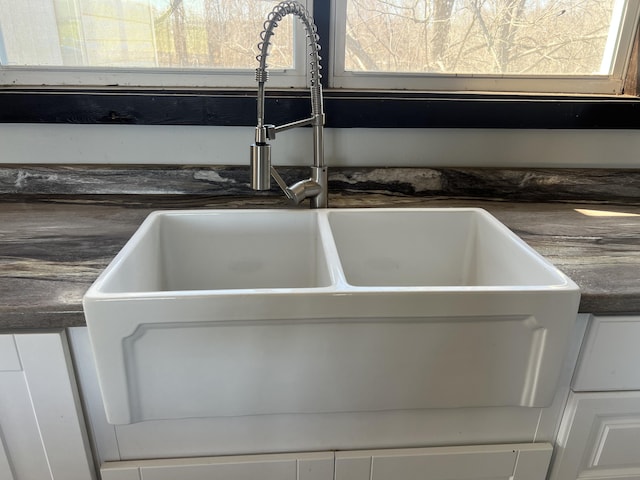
[96,210,333,293]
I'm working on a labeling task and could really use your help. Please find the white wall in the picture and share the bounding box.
[2,123,639,167]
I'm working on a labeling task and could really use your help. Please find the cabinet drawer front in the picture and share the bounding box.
[573,315,640,391]
[336,443,552,480]
[102,452,334,480]
[101,444,552,480]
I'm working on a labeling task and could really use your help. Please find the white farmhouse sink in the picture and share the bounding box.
[83,208,580,425]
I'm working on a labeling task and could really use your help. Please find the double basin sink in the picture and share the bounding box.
[83,208,579,425]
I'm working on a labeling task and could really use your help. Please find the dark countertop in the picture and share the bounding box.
[1,193,640,330]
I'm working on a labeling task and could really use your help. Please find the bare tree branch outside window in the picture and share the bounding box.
[151,0,293,69]
[0,0,294,70]
[345,0,617,75]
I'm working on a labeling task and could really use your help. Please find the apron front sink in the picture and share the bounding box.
[84,208,580,424]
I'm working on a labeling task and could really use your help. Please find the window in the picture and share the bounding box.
[332,0,640,93]
[0,0,310,87]
[0,0,639,94]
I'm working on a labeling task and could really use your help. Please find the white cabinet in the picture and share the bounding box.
[0,331,96,480]
[100,443,553,480]
[550,315,640,480]
[550,392,640,480]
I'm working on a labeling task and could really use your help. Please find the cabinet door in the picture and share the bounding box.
[550,392,640,480]
[335,443,552,480]
[0,331,95,480]
[101,451,334,480]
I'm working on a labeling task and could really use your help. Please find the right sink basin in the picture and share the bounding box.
[328,208,563,288]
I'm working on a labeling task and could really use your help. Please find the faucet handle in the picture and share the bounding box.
[265,124,276,140]
[254,124,277,143]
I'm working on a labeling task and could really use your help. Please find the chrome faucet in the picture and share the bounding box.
[250,1,327,208]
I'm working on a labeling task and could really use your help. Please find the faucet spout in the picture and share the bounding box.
[249,1,327,208]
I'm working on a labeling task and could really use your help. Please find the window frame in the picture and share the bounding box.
[0,65,307,89]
